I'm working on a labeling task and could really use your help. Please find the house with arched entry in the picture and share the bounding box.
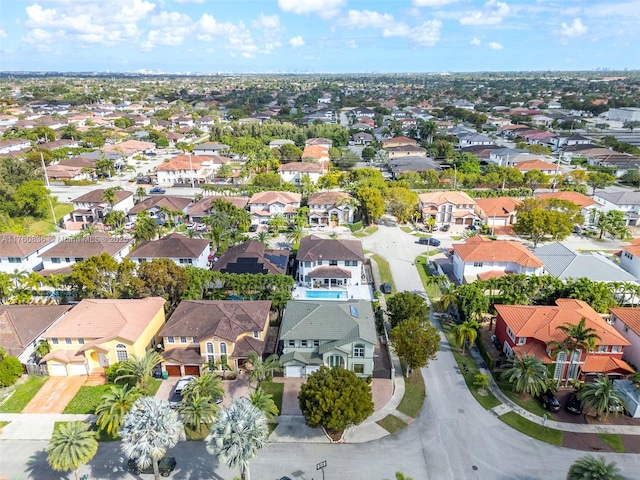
[42,297,166,376]
[417,191,478,227]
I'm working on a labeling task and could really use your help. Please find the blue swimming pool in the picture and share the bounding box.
[305,290,348,299]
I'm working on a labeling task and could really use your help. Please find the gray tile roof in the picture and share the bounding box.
[280,351,323,365]
[594,191,640,206]
[279,300,377,347]
[297,235,365,262]
[128,233,208,259]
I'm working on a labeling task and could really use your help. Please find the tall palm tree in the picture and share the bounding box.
[206,398,269,480]
[438,283,458,313]
[120,397,183,480]
[134,211,159,243]
[246,351,283,387]
[256,231,270,247]
[453,320,479,355]
[34,339,51,363]
[267,213,287,236]
[178,394,218,432]
[46,421,98,480]
[181,372,224,403]
[578,375,626,420]
[285,224,305,246]
[95,384,142,437]
[548,317,601,386]
[500,354,548,398]
[115,350,163,392]
[567,455,624,480]
[249,386,279,421]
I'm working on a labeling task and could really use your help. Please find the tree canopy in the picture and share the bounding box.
[386,291,430,328]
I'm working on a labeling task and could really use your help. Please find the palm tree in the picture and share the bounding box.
[206,398,269,480]
[578,375,626,420]
[267,213,287,236]
[46,421,98,480]
[548,317,601,386]
[256,231,270,247]
[0,272,13,303]
[438,283,458,313]
[120,397,183,480]
[246,351,283,387]
[115,350,163,392]
[134,211,159,243]
[567,455,624,480]
[178,394,218,432]
[34,339,51,363]
[285,224,305,246]
[95,384,142,437]
[453,320,479,355]
[181,372,224,403]
[629,371,640,390]
[500,354,548,398]
[249,386,279,421]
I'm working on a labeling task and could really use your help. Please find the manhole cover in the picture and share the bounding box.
[458,408,465,414]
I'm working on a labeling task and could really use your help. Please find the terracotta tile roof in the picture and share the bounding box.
[72,189,133,204]
[278,162,324,173]
[0,305,71,357]
[189,196,249,217]
[621,243,640,257]
[297,235,365,262]
[609,307,640,336]
[477,270,509,280]
[512,342,552,362]
[535,191,599,209]
[475,197,522,218]
[582,356,634,375]
[44,297,166,344]
[233,337,266,357]
[248,191,302,206]
[103,140,155,155]
[128,233,209,259]
[307,191,353,206]
[128,195,191,214]
[155,154,227,172]
[43,349,86,363]
[513,160,557,171]
[383,136,417,145]
[301,145,329,159]
[0,233,55,257]
[41,233,132,258]
[161,347,204,364]
[495,299,630,347]
[308,266,352,278]
[159,300,271,343]
[418,191,477,206]
[453,238,544,267]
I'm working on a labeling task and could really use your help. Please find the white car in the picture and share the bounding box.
[196,223,207,232]
[310,224,318,230]
[186,222,196,230]
[169,376,195,409]
[318,224,327,231]
[124,222,134,230]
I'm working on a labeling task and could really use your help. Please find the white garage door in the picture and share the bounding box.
[305,366,320,375]
[69,364,88,376]
[285,366,303,378]
[48,364,67,376]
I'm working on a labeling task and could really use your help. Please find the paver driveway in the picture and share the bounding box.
[22,376,87,413]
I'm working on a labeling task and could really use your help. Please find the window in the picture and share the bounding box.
[328,355,344,368]
[219,342,227,355]
[253,331,260,339]
[304,261,311,268]
[506,326,516,343]
[65,338,72,345]
[180,337,187,344]
[51,338,59,345]
[52,258,61,264]
[78,338,84,345]
[353,344,365,357]
[597,345,607,353]
[345,260,358,267]
[612,345,622,353]
[329,260,338,266]
[301,340,308,347]
[167,336,175,344]
[206,342,215,363]
[74,258,83,262]
[517,337,526,346]
[353,364,364,374]
[288,340,295,347]
[116,344,128,362]
[313,340,320,348]
[65,258,71,263]
[624,325,629,333]
[8,257,21,263]
[179,259,193,264]
[317,260,323,266]
[473,262,483,267]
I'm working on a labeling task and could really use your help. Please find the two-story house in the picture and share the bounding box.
[381,136,417,149]
[0,233,55,273]
[279,299,377,378]
[192,142,231,156]
[277,162,325,185]
[127,233,211,269]
[386,145,427,159]
[609,307,640,371]
[67,189,134,228]
[213,240,289,275]
[187,196,249,224]
[158,300,271,376]
[593,191,640,226]
[296,235,365,289]
[536,191,603,226]
[307,191,355,227]
[247,191,302,225]
[452,236,544,284]
[42,297,166,376]
[127,196,191,226]
[417,191,478,226]
[474,197,522,230]
[620,238,640,279]
[155,154,228,186]
[495,299,633,383]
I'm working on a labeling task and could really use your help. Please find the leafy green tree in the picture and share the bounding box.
[120,397,183,480]
[567,455,624,480]
[474,374,490,391]
[115,350,163,392]
[578,375,626,420]
[251,172,282,188]
[206,398,269,480]
[278,143,303,163]
[355,186,385,225]
[391,318,440,376]
[14,181,51,218]
[501,354,548,398]
[387,291,430,328]
[104,210,125,230]
[548,317,601,386]
[249,386,279,421]
[95,384,142,437]
[298,366,374,435]
[246,351,282,387]
[133,210,159,243]
[384,187,417,224]
[70,254,137,299]
[267,213,287,235]
[523,170,548,194]
[34,339,51,363]
[622,120,640,132]
[46,421,98,480]
[181,372,224,404]
[134,258,190,311]
[0,350,23,387]
[453,320,479,355]
[586,172,615,195]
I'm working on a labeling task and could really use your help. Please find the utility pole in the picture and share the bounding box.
[41,152,57,226]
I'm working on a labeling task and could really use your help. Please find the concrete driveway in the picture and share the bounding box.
[22,376,87,414]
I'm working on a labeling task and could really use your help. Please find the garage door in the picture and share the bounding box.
[165,365,181,377]
[69,364,88,376]
[285,366,303,378]
[184,365,201,376]
[305,366,320,376]
[48,364,67,376]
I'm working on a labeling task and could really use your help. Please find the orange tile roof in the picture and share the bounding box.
[512,342,552,362]
[609,307,640,336]
[475,197,523,217]
[513,160,557,171]
[622,242,640,257]
[535,191,599,209]
[477,270,509,280]
[301,145,329,159]
[495,299,630,347]
[453,238,544,267]
[418,191,476,206]
[582,356,634,374]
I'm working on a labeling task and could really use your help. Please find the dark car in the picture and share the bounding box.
[136,177,152,184]
[418,237,441,247]
[566,392,584,415]
[380,282,392,294]
[537,390,561,412]
[128,457,176,476]
[466,224,477,231]
[249,224,258,232]
[490,334,502,351]
[441,224,450,232]
[149,187,166,194]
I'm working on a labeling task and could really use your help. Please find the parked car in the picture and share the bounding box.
[490,334,502,351]
[169,376,195,408]
[124,222,134,230]
[380,282,392,294]
[249,224,258,232]
[583,225,599,235]
[127,457,176,476]
[418,237,441,247]
[466,224,477,231]
[186,222,196,230]
[149,187,166,194]
[318,224,327,231]
[441,224,450,232]
[537,390,561,412]
[196,223,207,232]
[136,177,152,184]
[573,225,582,234]
[566,392,584,415]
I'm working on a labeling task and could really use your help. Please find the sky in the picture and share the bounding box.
[1,0,639,73]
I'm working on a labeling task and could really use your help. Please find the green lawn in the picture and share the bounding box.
[597,433,626,453]
[0,421,9,430]
[397,370,425,418]
[376,414,408,434]
[415,256,442,302]
[370,253,394,293]
[0,376,49,413]
[352,226,379,238]
[146,378,162,396]
[26,203,74,235]
[495,379,549,417]
[260,381,284,413]
[499,411,564,446]
[400,226,413,233]
[63,385,113,414]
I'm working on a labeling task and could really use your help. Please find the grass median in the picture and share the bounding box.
[499,411,564,446]
[397,369,425,418]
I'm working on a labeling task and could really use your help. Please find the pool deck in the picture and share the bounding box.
[293,284,373,301]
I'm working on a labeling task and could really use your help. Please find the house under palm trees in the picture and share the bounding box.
[212,241,290,275]
[494,299,634,384]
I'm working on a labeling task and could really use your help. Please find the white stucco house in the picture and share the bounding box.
[277,162,325,185]
[126,233,211,269]
[296,235,365,289]
[609,308,640,371]
[0,233,56,273]
[247,191,302,225]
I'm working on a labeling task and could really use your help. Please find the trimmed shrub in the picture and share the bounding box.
[0,356,24,387]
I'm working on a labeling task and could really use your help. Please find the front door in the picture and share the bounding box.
[98,353,109,368]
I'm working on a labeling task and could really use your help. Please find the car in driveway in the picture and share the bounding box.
[249,224,258,232]
[441,224,450,232]
[537,390,561,412]
[380,282,392,294]
[418,237,441,247]
[149,187,166,194]
[128,457,176,476]
[169,376,195,408]
[566,392,584,415]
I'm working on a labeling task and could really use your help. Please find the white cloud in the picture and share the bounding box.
[340,10,394,29]
[559,18,588,38]
[413,0,459,6]
[174,0,204,3]
[278,0,345,19]
[252,14,282,31]
[0,28,7,39]
[459,0,510,26]
[289,36,305,47]
[384,20,442,47]
[488,41,503,49]
[150,11,192,27]
[470,37,481,45]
